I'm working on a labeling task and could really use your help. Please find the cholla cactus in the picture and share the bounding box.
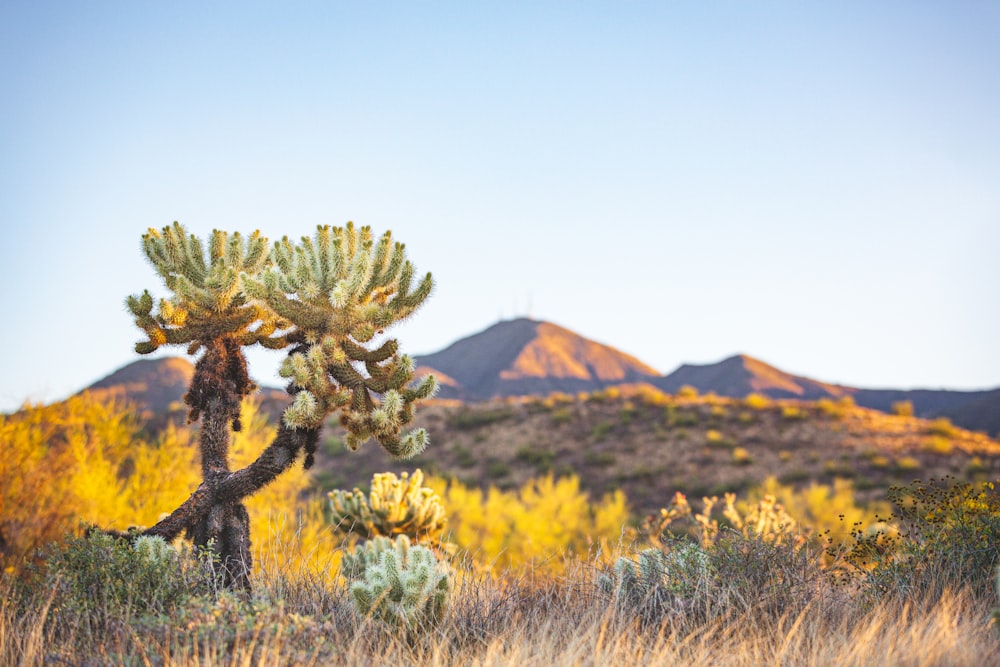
[244,223,436,457]
[329,469,446,542]
[341,535,450,629]
[132,535,175,565]
[599,542,713,607]
[127,223,288,356]
[118,221,438,592]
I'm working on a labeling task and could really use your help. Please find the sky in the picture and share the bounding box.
[1,2,998,412]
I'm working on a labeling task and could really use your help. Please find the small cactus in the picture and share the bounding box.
[341,535,450,629]
[329,469,446,543]
[132,535,175,565]
[599,542,714,611]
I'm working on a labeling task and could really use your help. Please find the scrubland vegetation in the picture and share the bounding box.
[3,392,999,666]
[2,221,997,664]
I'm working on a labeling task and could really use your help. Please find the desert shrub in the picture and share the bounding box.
[551,407,574,424]
[746,477,888,547]
[539,392,574,409]
[634,386,672,407]
[892,401,915,417]
[451,407,515,430]
[588,387,621,402]
[870,455,891,469]
[606,487,831,624]
[743,393,771,410]
[453,445,476,468]
[515,446,556,471]
[895,456,922,472]
[674,411,700,427]
[642,490,803,549]
[842,478,1000,601]
[591,421,614,440]
[603,527,822,624]
[823,460,856,477]
[486,460,511,479]
[0,395,199,571]
[25,532,214,640]
[731,447,753,465]
[598,542,713,623]
[779,469,812,486]
[705,429,734,449]
[816,398,845,419]
[922,435,954,455]
[967,457,988,474]
[927,417,958,438]
[781,405,807,421]
[676,385,699,400]
[584,451,616,466]
[429,474,628,574]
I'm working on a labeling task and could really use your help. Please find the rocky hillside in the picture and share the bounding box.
[312,389,1000,516]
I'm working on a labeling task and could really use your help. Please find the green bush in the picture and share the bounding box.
[591,421,614,441]
[516,446,555,471]
[600,531,822,625]
[451,407,515,430]
[841,478,1000,601]
[584,451,616,467]
[27,532,214,640]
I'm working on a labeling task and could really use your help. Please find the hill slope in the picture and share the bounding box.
[313,391,1000,515]
[415,318,661,399]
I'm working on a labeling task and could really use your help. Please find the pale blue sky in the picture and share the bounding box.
[1,2,998,411]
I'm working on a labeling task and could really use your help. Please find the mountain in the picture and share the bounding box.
[414,318,662,400]
[80,357,290,429]
[652,354,1000,435]
[655,354,852,400]
[75,319,999,437]
[84,357,194,429]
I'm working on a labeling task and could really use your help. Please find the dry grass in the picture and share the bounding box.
[3,553,997,667]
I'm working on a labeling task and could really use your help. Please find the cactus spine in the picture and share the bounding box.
[329,469,446,543]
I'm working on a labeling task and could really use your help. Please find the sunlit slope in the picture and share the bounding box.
[314,390,1000,516]
[415,318,661,399]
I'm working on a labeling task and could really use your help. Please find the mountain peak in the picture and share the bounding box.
[658,353,849,399]
[416,318,661,400]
